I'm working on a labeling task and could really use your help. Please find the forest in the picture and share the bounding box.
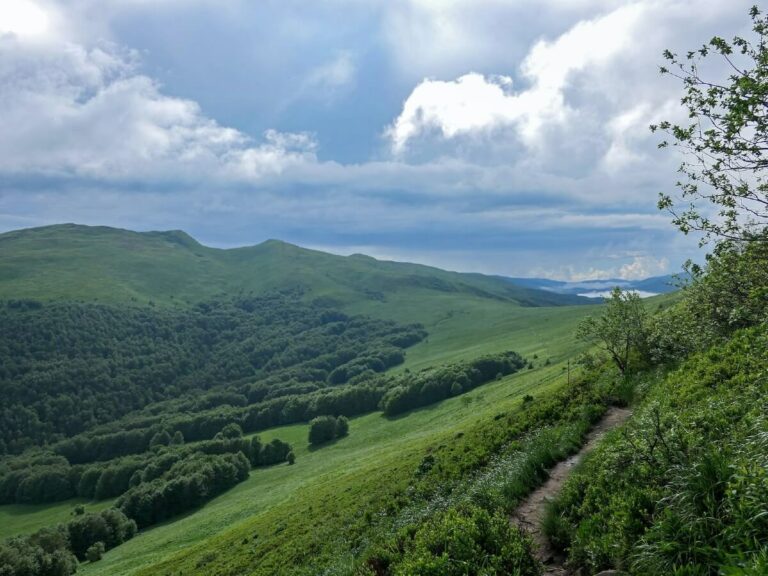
[0,292,425,455]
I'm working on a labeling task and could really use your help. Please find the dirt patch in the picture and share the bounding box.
[511,407,632,575]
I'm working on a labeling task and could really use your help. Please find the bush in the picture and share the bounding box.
[381,352,526,416]
[308,416,338,446]
[335,416,349,438]
[392,505,540,575]
[117,452,250,528]
[85,541,105,562]
[67,508,137,560]
[308,415,349,446]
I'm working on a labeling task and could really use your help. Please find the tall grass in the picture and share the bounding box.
[542,326,768,575]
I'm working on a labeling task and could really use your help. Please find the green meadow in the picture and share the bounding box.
[83,362,580,576]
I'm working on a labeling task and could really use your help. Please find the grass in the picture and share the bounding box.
[542,325,768,574]
[0,498,113,541]
[82,361,576,576]
[0,274,606,573]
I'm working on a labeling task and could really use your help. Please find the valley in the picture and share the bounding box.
[0,224,601,576]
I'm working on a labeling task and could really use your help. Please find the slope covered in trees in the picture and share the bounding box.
[0,294,424,454]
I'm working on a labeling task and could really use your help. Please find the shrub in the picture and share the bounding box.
[335,416,349,438]
[308,415,350,446]
[392,505,540,576]
[308,416,339,446]
[86,541,105,562]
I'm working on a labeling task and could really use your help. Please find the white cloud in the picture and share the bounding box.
[387,2,645,154]
[618,255,669,279]
[0,36,317,181]
[541,255,670,281]
[0,0,51,38]
[305,52,356,93]
[387,73,519,153]
[1,0,744,278]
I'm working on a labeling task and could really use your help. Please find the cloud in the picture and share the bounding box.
[304,52,356,96]
[387,2,645,155]
[387,73,520,153]
[0,0,51,38]
[2,0,749,280]
[533,255,671,281]
[0,35,317,181]
[617,255,669,280]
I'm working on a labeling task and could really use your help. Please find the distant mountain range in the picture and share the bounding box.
[503,275,678,298]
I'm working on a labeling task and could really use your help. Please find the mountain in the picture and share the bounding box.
[504,274,678,298]
[0,224,592,313]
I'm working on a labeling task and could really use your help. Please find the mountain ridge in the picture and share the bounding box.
[0,223,595,312]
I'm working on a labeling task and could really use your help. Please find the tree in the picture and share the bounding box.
[218,423,243,439]
[86,541,105,562]
[286,451,296,465]
[308,416,337,446]
[576,288,648,375]
[149,430,171,449]
[651,6,768,243]
[171,431,184,445]
[335,415,349,438]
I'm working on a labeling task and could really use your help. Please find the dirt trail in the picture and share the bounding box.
[511,407,633,575]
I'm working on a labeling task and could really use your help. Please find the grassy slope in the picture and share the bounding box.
[0,224,589,317]
[0,499,113,541]
[83,362,580,576]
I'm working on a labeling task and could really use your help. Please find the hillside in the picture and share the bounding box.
[0,224,589,315]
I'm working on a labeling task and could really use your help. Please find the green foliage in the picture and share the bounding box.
[0,507,135,575]
[149,431,171,449]
[308,415,348,446]
[0,532,78,576]
[117,452,250,528]
[335,416,349,438]
[257,438,292,466]
[391,505,540,576]
[380,351,526,416]
[544,325,768,575]
[0,295,423,455]
[576,287,649,374]
[652,6,768,243]
[647,238,768,363]
[86,541,105,563]
[218,423,243,440]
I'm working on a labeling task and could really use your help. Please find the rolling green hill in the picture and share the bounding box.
[0,224,589,316]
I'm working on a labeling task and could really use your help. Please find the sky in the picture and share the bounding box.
[0,0,757,280]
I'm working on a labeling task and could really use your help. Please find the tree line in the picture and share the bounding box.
[0,507,136,576]
[0,424,291,506]
[0,351,523,508]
